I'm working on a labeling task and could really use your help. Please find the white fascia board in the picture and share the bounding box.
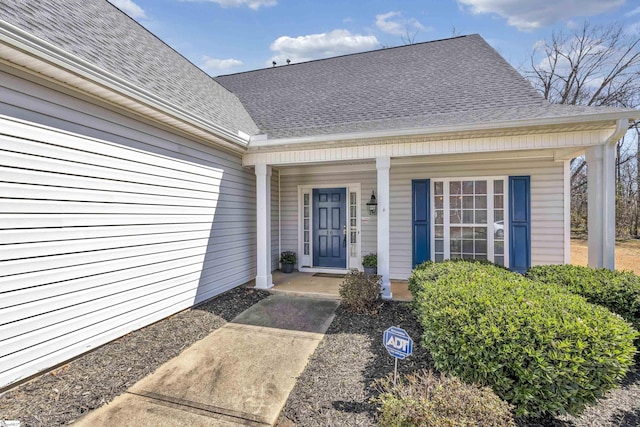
[249,112,640,149]
[0,21,251,150]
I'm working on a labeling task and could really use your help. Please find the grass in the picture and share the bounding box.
[571,238,640,274]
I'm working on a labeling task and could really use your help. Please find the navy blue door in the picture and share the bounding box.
[412,180,431,267]
[313,188,347,268]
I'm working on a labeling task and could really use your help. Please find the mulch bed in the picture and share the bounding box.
[278,301,640,427]
[3,290,639,427]
[0,287,270,427]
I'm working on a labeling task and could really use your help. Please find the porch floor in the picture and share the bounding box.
[266,271,413,301]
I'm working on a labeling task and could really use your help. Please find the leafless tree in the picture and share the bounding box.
[526,22,640,237]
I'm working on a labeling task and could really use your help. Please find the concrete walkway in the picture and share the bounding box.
[73,294,339,426]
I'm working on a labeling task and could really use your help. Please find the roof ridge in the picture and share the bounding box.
[216,34,476,78]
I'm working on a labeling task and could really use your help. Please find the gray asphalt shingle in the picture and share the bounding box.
[216,35,635,139]
[1,0,259,138]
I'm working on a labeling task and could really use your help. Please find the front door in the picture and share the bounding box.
[313,188,347,268]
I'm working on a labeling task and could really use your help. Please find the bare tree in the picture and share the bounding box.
[526,22,640,237]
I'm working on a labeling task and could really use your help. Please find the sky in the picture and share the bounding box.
[106,0,640,77]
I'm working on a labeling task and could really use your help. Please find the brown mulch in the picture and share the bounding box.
[0,286,270,427]
[278,301,640,427]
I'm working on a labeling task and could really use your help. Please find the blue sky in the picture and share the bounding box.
[108,0,640,76]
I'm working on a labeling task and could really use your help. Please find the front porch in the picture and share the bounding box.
[267,271,413,301]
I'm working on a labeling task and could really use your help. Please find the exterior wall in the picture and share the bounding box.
[276,157,565,280]
[279,170,378,269]
[0,67,256,388]
[390,158,565,279]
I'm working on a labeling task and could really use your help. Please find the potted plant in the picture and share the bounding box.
[362,253,377,275]
[280,251,296,273]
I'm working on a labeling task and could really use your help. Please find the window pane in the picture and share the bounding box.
[475,195,487,209]
[475,210,487,224]
[304,206,309,217]
[450,181,461,195]
[474,227,487,239]
[463,181,474,194]
[351,219,356,227]
[494,180,503,194]
[451,239,461,253]
[495,256,504,266]
[435,210,444,225]
[476,254,487,261]
[495,209,504,222]
[304,243,309,255]
[494,195,503,209]
[435,239,444,252]
[350,193,356,204]
[304,231,309,242]
[463,240,473,253]
[350,206,356,218]
[435,254,444,262]
[463,253,474,260]
[451,227,461,239]
[463,196,474,209]
[304,219,309,230]
[351,232,357,243]
[435,181,444,195]
[450,196,461,209]
[462,227,474,239]
[475,239,487,254]
[434,195,444,209]
[304,193,309,204]
[495,241,504,255]
[450,209,461,224]
[463,210,473,223]
[435,226,444,238]
[475,180,487,194]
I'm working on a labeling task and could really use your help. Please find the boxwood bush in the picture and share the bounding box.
[409,260,638,417]
[525,264,640,332]
[373,369,514,427]
[339,270,381,315]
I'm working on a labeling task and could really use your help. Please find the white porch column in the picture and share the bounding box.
[377,156,392,299]
[255,163,273,289]
[585,144,616,269]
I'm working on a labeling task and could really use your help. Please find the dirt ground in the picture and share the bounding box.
[571,238,640,273]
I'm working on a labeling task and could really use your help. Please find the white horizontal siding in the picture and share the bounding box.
[390,158,565,279]
[0,68,256,388]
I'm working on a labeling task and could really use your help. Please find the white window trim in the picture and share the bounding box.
[430,177,510,267]
[297,183,361,273]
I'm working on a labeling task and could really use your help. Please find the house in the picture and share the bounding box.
[1,0,638,389]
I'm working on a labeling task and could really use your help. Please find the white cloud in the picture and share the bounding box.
[268,29,379,66]
[180,0,276,10]
[108,0,146,19]
[375,11,426,36]
[201,57,244,74]
[458,0,625,31]
[626,6,640,17]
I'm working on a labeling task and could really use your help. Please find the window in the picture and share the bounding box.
[303,192,310,255]
[433,178,507,266]
[349,192,357,257]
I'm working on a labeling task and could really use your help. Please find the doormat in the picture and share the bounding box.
[312,273,346,278]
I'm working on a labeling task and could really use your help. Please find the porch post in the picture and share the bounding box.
[585,144,616,269]
[255,163,273,289]
[377,156,392,299]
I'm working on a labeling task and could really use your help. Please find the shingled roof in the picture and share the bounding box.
[1,0,259,138]
[216,34,634,139]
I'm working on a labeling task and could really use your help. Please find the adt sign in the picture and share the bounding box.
[383,326,413,359]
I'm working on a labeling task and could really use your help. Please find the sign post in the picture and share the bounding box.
[383,326,413,385]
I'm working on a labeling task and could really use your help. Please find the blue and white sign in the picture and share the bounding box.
[383,326,413,359]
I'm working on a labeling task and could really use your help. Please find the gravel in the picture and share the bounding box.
[0,287,269,427]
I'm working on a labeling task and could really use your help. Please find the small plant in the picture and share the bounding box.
[409,260,638,417]
[280,251,296,273]
[280,251,296,264]
[372,369,515,427]
[362,253,377,267]
[339,270,381,315]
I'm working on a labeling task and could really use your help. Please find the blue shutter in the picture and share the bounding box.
[509,176,530,274]
[412,179,430,267]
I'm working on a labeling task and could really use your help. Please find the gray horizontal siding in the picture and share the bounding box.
[0,68,256,388]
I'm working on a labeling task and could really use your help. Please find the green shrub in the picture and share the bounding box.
[372,369,515,427]
[339,270,381,314]
[526,264,640,332]
[409,261,638,417]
